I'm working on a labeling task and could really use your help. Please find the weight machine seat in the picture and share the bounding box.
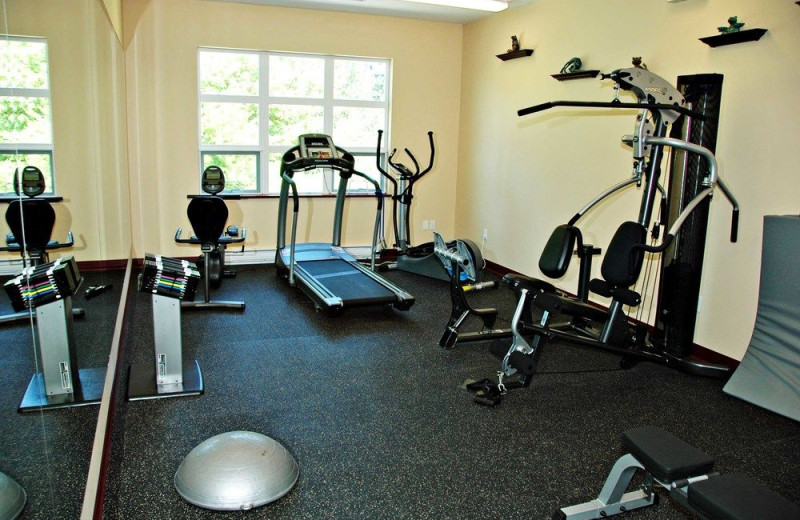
[502,273,557,295]
[688,473,800,520]
[525,222,646,324]
[622,425,715,482]
[5,199,56,259]
[533,291,609,324]
[186,196,228,250]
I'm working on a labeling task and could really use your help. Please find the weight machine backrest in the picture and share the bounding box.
[601,221,647,288]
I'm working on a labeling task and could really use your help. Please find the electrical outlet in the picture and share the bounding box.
[483,228,488,240]
[430,220,436,230]
[422,220,429,230]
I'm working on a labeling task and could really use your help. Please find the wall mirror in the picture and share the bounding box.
[0,0,130,517]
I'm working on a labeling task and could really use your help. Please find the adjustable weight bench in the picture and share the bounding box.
[555,425,800,520]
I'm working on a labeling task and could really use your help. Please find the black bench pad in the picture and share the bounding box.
[689,473,800,520]
[534,292,608,323]
[502,274,557,295]
[622,426,715,482]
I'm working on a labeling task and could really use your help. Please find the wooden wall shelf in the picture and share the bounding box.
[700,28,768,47]
[496,49,533,61]
[551,70,601,81]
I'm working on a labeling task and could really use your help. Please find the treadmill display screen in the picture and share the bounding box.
[299,134,337,162]
[307,148,332,159]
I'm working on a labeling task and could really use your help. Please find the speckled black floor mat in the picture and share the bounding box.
[100,264,800,519]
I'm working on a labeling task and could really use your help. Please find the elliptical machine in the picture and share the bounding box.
[375,130,484,283]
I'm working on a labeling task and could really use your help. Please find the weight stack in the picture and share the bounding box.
[652,74,723,357]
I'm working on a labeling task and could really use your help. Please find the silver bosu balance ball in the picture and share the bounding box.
[174,431,298,511]
[0,471,26,520]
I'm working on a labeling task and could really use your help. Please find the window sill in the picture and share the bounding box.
[230,192,378,200]
[0,196,63,204]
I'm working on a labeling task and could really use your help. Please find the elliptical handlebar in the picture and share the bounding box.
[376,130,435,183]
[375,130,396,188]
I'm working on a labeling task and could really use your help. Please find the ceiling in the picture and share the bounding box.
[211,0,535,24]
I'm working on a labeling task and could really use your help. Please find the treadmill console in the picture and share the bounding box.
[298,134,338,163]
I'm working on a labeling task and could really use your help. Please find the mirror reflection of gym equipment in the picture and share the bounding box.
[1,167,103,412]
[175,165,246,310]
[0,166,84,325]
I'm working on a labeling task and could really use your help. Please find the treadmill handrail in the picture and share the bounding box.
[281,170,301,285]
[349,169,384,271]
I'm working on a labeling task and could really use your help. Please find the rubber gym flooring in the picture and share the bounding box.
[3,264,799,518]
[0,268,124,520]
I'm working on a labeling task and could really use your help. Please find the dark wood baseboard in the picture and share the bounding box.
[77,259,130,272]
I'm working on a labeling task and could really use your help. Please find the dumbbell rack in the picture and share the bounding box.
[126,254,203,401]
[4,256,105,412]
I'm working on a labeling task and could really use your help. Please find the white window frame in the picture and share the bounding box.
[0,35,55,196]
[198,48,391,195]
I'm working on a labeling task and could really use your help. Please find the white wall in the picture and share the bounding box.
[457,0,800,360]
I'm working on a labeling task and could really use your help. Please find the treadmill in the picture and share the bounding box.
[276,134,415,316]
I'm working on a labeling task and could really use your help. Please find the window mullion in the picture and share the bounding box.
[324,56,335,193]
[260,53,269,193]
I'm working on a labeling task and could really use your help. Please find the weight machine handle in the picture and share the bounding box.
[518,100,704,120]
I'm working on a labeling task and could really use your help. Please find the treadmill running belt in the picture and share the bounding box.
[297,259,397,305]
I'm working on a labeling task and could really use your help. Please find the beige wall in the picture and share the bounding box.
[101,0,123,42]
[123,0,463,259]
[9,0,796,360]
[1,0,130,264]
[457,0,800,360]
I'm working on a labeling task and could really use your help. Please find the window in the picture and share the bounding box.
[198,49,390,195]
[0,36,54,196]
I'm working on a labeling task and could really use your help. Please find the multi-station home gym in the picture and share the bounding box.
[1,0,798,518]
